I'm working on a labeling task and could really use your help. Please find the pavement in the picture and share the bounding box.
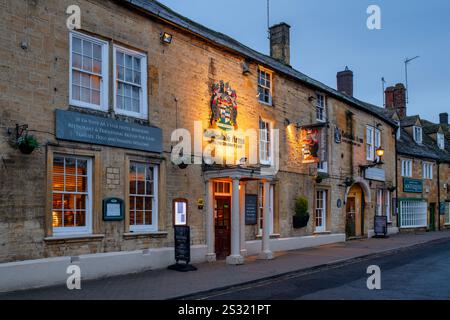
[1,230,450,300]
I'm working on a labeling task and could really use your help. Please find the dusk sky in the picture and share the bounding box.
[158,0,450,123]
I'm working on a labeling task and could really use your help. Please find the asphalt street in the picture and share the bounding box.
[187,239,450,300]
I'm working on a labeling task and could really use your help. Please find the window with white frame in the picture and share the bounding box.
[376,189,383,216]
[399,200,427,228]
[258,68,272,105]
[395,121,401,140]
[413,126,423,144]
[375,128,381,162]
[258,184,274,236]
[129,162,158,232]
[385,190,391,223]
[317,161,328,173]
[259,119,272,165]
[366,126,375,161]
[316,93,326,122]
[422,162,433,180]
[445,202,450,225]
[70,32,108,111]
[401,159,412,177]
[315,190,327,232]
[437,133,445,150]
[52,155,92,235]
[114,46,148,119]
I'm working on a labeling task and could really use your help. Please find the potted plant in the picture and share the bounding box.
[293,196,310,229]
[16,134,39,154]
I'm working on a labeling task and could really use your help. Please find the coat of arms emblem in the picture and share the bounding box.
[210,81,238,131]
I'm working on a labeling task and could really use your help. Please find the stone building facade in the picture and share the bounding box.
[0,0,399,289]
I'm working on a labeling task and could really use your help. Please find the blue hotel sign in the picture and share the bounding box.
[55,110,163,153]
[403,178,423,193]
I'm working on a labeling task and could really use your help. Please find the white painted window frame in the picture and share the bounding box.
[69,31,109,112]
[401,159,412,177]
[413,126,423,144]
[396,121,401,140]
[316,93,326,122]
[376,189,383,216]
[259,118,273,166]
[422,162,433,180]
[258,184,274,236]
[257,67,273,106]
[399,200,427,228]
[385,190,391,223]
[366,126,375,161]
[52,155,93,236]
[315,190,327,233]
[129,163,159,233]
[375,128,381,162]
[317,161,328,173]
[113,45,148,119]
[437,133,445,150]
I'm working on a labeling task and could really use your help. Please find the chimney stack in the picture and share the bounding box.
[269,23,291,65]
[440,113,449,125]
[337,67,353,96]
[385,83,406,119]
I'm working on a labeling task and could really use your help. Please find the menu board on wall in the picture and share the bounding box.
[245,194,258,225]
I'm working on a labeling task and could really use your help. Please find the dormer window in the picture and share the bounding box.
[413,126,422,144]
[395,121,401,140]
[437,133,445,150]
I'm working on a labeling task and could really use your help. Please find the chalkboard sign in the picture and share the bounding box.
[174,226,191,263]
[374,216,388,237]
[245,194,258,225]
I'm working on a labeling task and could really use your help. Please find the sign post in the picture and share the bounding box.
[168,226,197,272]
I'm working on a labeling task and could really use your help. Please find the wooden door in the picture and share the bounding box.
[346,197,356,238]
[215,197,231,260]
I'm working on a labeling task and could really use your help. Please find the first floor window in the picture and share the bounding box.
[258,184,274,235]
[258,68,272,105]
[399,200,427,228]
[366,126,374,161]
[52,155,92,235]
[259,119,272,165]
[315,190,327,232]
[129,162,158,232]
[114,45,148,119]
[318,161,328,173]
[70,32,108,111]
[401,159,412,177]
[316,93,326,122]
[422,162,433,180]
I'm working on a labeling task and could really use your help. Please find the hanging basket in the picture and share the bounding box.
[18,143,36,155]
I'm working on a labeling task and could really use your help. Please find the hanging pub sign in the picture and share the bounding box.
[210,81,238,131]
[301,125,327,164]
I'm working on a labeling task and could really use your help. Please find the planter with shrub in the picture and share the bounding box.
[293,196,310,229]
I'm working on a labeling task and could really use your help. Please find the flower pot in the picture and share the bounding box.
[18,144,36,155]
[293,214,310,229]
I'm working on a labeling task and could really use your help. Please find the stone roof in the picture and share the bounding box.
[400,115,421,127]
[122,0,397,128]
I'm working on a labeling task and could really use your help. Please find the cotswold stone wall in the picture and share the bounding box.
[0,0,397,263]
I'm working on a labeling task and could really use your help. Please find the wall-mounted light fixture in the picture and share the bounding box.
[160,32,173,44]
[376,147,385,158]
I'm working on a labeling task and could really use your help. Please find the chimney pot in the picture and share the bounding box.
[337,67,353,96]
[269,23,291,65]
[385,83,406,119]
[440,112,449,125]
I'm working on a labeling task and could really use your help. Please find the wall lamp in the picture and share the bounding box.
[160,32,173,44]
[360,147,385,170]
[376,147,385,158]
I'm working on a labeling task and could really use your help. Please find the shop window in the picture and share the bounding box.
[173,199,188,226]
[399,200,427,228]
[114,45,148,119]
[258,68,272,105]
[70,32,109,111]
[129,162,158,232]
[315,190,327,232]
[52,155,92,235]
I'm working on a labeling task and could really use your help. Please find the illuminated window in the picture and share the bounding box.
[129,163,158,232]
[258,68,272,105]
[316,93,326,122]
[114,45,148,119]
[52,155,92,235]
[70,32,108,111]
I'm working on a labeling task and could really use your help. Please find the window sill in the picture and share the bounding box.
[258,100,273,107]
[256,234,280,239]
[44,234,105,244]
[123,231,168,239]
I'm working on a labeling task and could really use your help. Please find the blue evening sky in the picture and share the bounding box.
[158,0,450,123]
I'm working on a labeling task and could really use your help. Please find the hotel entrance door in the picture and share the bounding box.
[215,197,231,260]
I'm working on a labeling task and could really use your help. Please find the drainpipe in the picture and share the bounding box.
[395,132,399,228]
[438,161,441,231]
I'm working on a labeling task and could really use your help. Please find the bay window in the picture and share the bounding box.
[114,46,148,119]
[70,32,108,111]
[129,162,158,232]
